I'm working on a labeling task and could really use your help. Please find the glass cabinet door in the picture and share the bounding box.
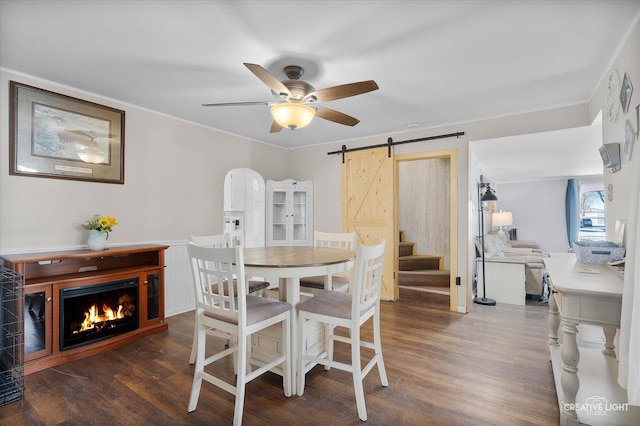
[24,285,52,361]
[271,189,288,243]
[145,272,160,322]
[292,189,307,242]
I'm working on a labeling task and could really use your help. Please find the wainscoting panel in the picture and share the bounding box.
[162,241,195,317]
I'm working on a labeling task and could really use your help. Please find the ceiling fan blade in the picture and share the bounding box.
[315,107,360,126]
[306,80,379,102]
[244,63,291,97]
[202,101,269,107]
[270,121,284,133]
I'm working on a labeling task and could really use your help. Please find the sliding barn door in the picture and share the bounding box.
[342,147,397,300]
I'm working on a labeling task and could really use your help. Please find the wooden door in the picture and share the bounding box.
[342,147,397,300]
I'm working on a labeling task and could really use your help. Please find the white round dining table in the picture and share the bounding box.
[243,245,355,393]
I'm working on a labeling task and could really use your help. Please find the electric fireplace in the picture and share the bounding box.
[60,278,139,351]
[0,244,168,374]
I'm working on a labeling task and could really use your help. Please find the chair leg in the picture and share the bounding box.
[187,373,203,412]
[373,310,389,386]
[187,320,206,411]
[233,333,248,426]
[351,326,367,421]
[297,312,306,396]
[191,328,231,365]
[189,312,198,364]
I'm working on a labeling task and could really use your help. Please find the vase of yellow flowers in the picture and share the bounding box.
[82,214,117,251]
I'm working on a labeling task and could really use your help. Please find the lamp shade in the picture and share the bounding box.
[270,103,315,130]
[492,211,513,227]
[480,183,497,201]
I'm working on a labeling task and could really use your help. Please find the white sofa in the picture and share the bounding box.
[476,234,547,300]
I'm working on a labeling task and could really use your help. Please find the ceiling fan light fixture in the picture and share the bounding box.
[270,103,315,130]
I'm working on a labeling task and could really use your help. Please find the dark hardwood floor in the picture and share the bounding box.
[1,289,559,425]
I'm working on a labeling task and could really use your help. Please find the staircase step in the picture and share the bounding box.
[398,270,450,287]
[399,255,441,271]
[398,242,415,257]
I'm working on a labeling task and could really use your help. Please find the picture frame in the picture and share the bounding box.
[620,72,633,114]
[9,81,125,184]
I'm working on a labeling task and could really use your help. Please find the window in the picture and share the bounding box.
[579,179,605,241]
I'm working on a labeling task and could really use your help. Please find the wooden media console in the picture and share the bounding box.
[0,244,169,374]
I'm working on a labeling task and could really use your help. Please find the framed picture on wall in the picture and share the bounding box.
[9,81,125,184]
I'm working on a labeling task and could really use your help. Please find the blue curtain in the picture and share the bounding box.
[565,179,579,249]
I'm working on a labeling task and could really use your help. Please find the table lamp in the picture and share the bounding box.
[492,210,513,245]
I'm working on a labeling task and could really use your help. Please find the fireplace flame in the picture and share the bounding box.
[78,302,126,332]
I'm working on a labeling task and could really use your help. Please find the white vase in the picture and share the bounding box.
[87,230,108,251]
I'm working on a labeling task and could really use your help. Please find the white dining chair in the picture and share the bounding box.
[296,239,388,421]
[189,233,271,294]
[187,233,270,364]
[300,231,357,294]
[187,243,292,425]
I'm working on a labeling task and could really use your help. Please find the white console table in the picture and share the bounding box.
[545,255,639,425]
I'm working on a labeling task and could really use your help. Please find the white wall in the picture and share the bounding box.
[0,69,289,252]
[591,16,640,245]
[495,180,570,253]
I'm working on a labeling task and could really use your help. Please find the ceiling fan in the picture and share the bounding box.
[203,63,379,133]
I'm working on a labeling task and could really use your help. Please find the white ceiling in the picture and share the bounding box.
[1,1,639,181]
[471,118,604,183]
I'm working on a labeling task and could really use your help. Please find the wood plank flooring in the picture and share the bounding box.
[0,289,559,425]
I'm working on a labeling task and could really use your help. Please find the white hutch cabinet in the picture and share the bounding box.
[266,179,313,246]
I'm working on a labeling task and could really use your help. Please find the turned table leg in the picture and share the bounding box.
[548,289,560,348]
[602,326,616,357]
[560,319,580,426]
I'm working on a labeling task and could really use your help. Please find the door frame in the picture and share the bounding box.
[395,149,458,311]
